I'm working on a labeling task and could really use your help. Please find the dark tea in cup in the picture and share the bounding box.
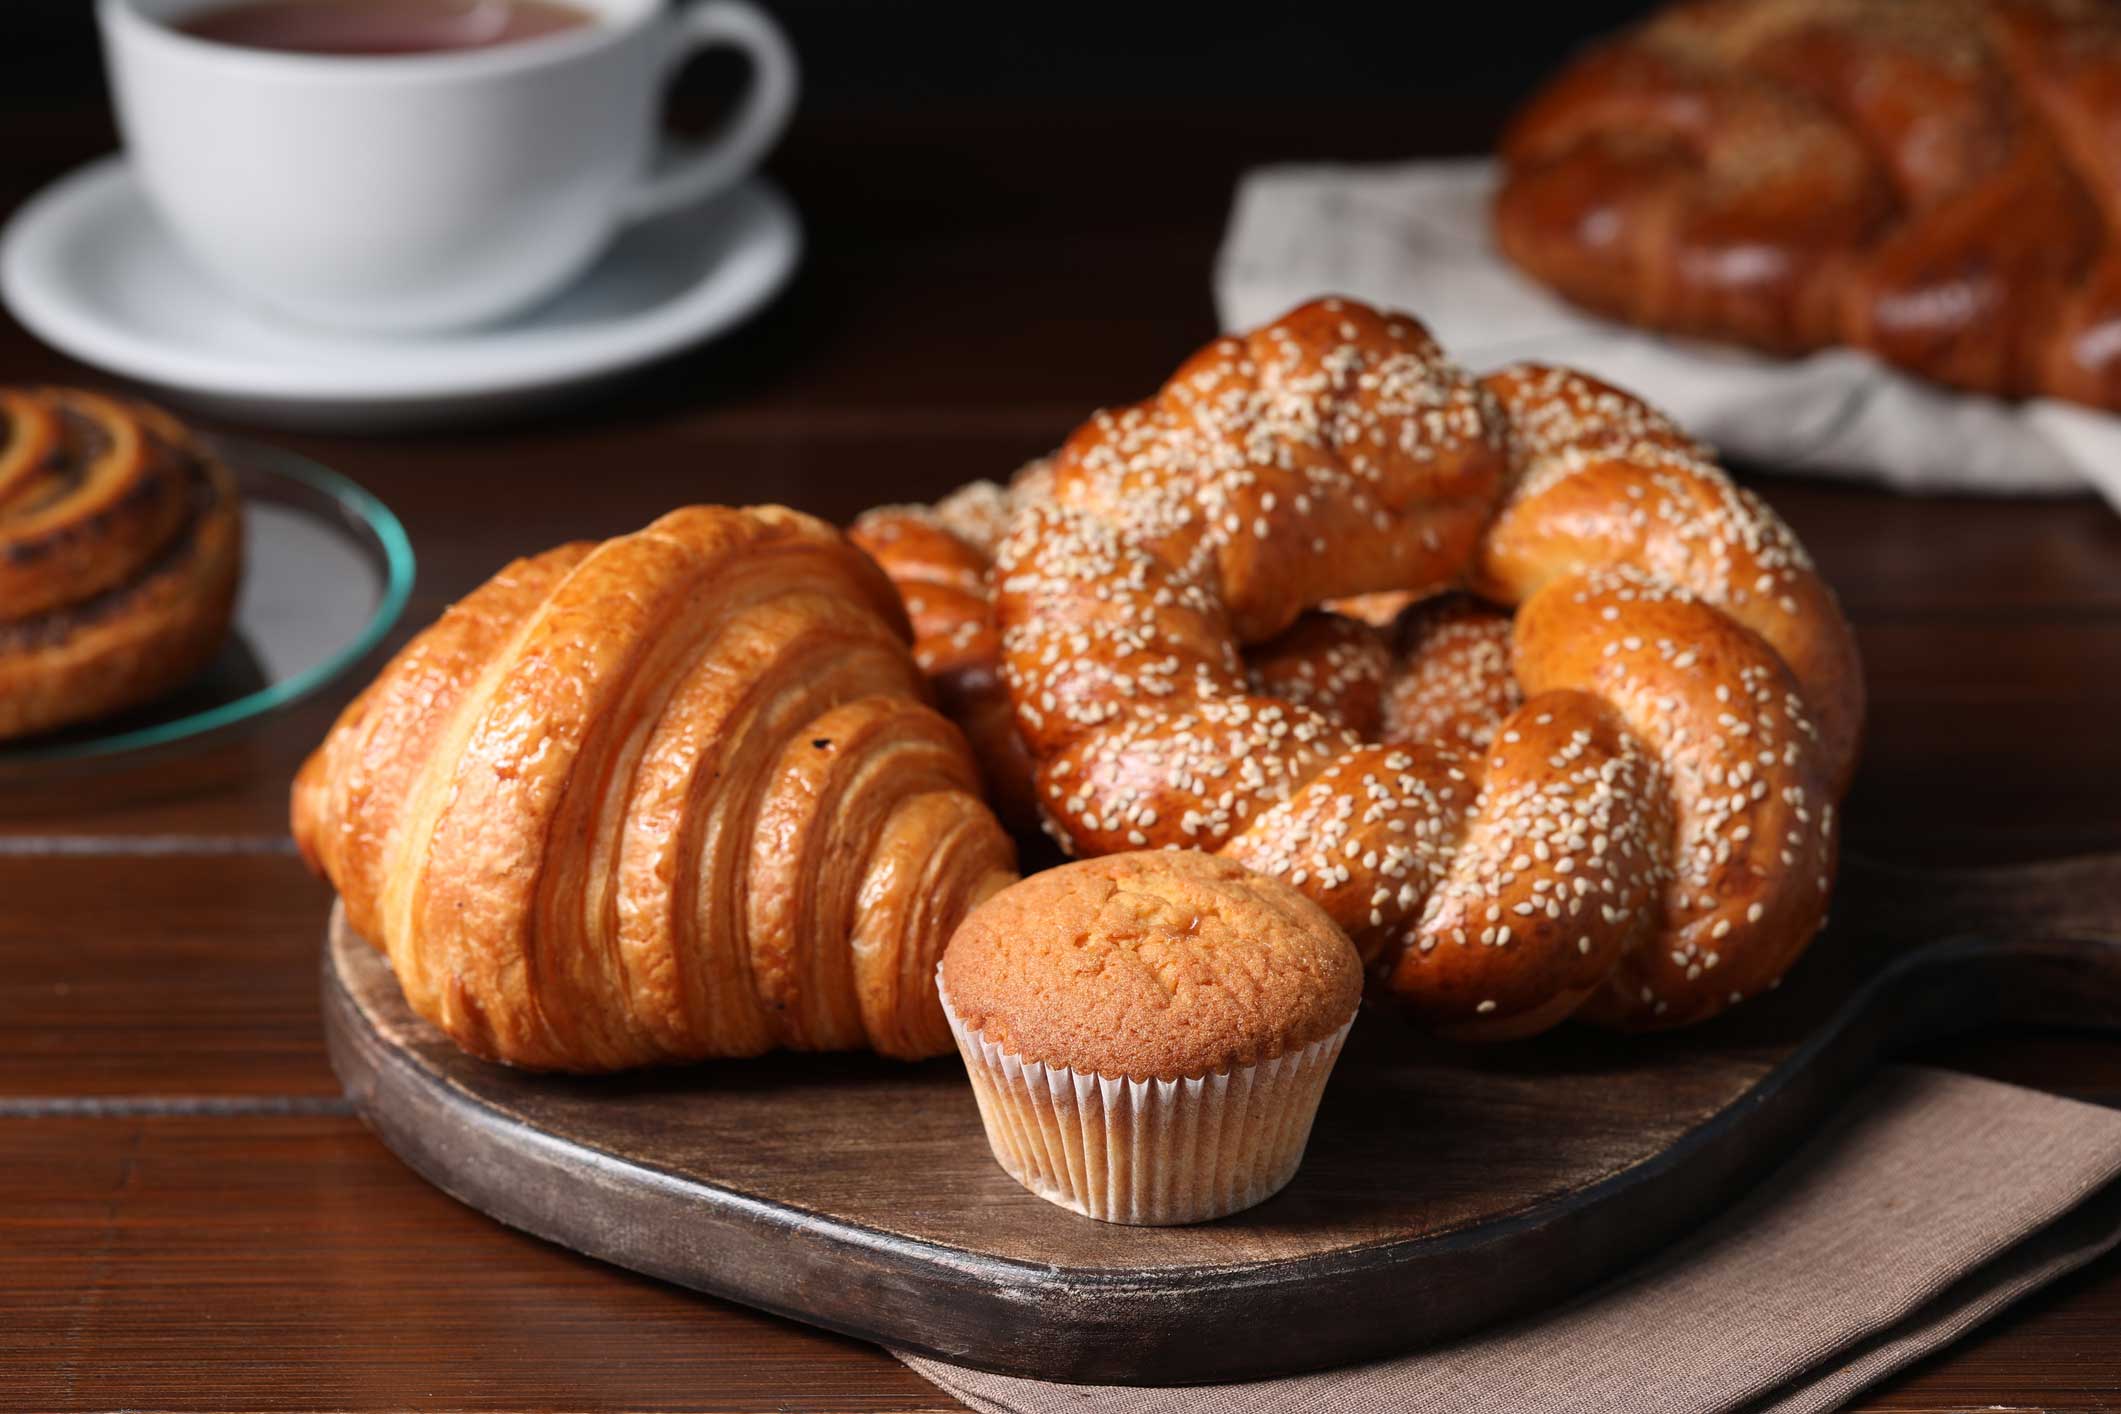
[175,0,594,55]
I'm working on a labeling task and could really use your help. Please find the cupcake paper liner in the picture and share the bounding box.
[938,978,1354,1225]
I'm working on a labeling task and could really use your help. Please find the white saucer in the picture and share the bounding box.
[0,155,802,430]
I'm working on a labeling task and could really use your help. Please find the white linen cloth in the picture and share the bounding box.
[1214,159,2121,509]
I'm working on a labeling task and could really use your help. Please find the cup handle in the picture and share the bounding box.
[622,0,798,222]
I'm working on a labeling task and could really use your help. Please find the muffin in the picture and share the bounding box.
[937,850,1362,1225]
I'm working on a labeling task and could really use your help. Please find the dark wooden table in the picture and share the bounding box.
[4,97,2120,1413]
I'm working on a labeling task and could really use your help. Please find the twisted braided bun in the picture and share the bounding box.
[851,474,1046,831]
[293,506,1016,1071]
[861,299,1860,1039]
[1496,0,2121,408]
[0,388,242,740]
[852,464,1416,828]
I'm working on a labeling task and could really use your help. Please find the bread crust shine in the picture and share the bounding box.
[851,302,1862,1041]
[982,300,1860,1039]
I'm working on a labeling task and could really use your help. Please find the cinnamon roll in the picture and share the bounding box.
[0,388,243,740]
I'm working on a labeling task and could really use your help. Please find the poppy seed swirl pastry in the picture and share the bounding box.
[292,505,1018,1071]
[857,298,1864,1039]
[0,388,243,741]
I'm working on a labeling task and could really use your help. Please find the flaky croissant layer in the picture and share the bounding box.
[292,505,1017,1071]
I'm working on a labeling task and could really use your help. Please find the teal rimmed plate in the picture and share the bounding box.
[0,435,413,771]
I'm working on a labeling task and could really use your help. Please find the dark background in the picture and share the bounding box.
[0,0,1663,428]
[2,1,1651,110]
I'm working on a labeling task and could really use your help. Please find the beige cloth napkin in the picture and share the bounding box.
[900,1066,2121,1414]
[1213,159,2121,509]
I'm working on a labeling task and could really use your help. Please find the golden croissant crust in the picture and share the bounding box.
[855,299,1864,1039]
[0,388,242,741]
[292,505,1017,1071]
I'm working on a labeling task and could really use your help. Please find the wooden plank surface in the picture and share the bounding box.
[2,87,2120,1413]
[0,854,337,1099]
[11,575,2119,858]
[10,1111,2113,1414]
[0,1117,958,1414]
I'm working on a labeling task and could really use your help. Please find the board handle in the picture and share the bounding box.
[1840,851,2121,945]
[1833,852,2121,1042]
[1868,933,2121,1043]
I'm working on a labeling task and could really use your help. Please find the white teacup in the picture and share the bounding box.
[98,0,798,334]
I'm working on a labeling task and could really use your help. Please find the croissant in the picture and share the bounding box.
[1495,0,2121,408]
[860,299,1863,1039]
[292,505,1017,1071]
[0,388,242,740]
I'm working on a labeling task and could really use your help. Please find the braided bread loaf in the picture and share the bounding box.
[852,472,1048,832]
[0,388,243,741]
[1496,0,2121,408]
[861,299,1862,1038]
[292,506,1017,1070]
[852,465,1430,828]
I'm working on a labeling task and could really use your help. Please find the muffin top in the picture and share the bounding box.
[939,850,1363,1081]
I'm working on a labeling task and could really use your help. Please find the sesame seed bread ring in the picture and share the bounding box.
[983,297,1862,1037]
[853,494,1428,828]
[1378,594,1522,752]
[1369,689,1668,1040]
[1512,569,1837,1028]
[850,460,1514,831]
[1475,364,1865,795]
[1244,610,1394,735]
[851,522,1523,817]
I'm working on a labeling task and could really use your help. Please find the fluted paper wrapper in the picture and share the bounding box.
[938,981,1354,1225]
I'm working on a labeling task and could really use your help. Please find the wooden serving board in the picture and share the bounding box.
[321,854,2121,1386]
